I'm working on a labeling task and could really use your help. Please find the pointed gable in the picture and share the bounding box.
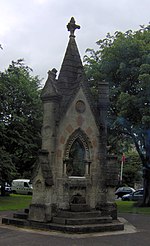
[56,17,99,123]
[41,68,60,101]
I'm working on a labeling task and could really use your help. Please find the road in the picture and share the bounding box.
[0,212,150,246]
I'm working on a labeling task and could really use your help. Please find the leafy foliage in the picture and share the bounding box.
[0,60,42,186]
[84,24,150,166]
[122,151,142,187]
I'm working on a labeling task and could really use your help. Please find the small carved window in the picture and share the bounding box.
[75,100,86,113]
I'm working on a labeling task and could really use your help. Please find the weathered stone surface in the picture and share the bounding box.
[2,216,124,233]
[70,204,90,212]
[52,216,112,225]
[13,212,28,220]
[96,202,118,220]
[29,203,52,222]
[106,155,119,187]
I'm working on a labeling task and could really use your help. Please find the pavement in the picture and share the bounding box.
[0,211,150,246]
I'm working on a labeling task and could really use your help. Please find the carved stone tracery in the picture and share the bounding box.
[64,128,91,160]
[63,128,92,176]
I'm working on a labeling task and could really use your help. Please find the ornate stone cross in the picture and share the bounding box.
[67,17,80,37]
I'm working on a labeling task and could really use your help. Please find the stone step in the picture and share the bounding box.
[49,221,124,233]
[13,212,28,220]
[52,216,112,225]
[2,217,28,227]
[57,210,102,218]
[2,217,124,233]
[70,204,90,212]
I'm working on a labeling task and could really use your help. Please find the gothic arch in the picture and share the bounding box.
[64,128,92,160]
[63,128,92,176]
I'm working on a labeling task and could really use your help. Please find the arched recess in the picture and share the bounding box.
[63,128,92,176]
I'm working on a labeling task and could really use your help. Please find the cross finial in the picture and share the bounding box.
[48,68,57,80]
[67,17,80,37]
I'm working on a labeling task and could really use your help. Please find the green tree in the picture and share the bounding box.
[0,59,42,194]
[122,151,142,187]
[84,24,150,205]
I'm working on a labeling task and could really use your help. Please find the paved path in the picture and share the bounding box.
[0,212,150,246]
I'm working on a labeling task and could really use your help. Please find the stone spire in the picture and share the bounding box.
[57,17,83,113]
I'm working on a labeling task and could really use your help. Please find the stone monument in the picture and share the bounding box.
[2,17,123,233]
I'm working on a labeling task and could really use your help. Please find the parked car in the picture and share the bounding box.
[122,188,144,201]
[0,183,11,195]
[5,185,11,193]
[115,186,135,198]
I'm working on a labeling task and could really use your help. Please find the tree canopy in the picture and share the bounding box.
[121,150,142,187]
[0,60,42,190]
[84,24,150,165]
[84,24,150,204]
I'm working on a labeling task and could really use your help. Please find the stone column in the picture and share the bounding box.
[84,160,91,176]
[41,69,62,168]
[97,80,109,203]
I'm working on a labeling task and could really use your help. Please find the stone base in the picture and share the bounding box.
[2,207,124,234]
[29,203,52,222]
[2,210,124,233]
[96,202,117,220]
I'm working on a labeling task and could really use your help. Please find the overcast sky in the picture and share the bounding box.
[0,0,149,85]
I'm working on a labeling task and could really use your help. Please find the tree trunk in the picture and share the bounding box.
[143,168,150,206]
[143,130,150,206]
[131,129,150,206]
[1,182,6,196]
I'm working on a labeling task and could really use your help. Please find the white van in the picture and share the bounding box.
[11,179,33,195]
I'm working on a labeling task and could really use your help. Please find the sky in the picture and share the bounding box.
[0,0,149,85]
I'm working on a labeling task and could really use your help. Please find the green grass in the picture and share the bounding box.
[1,195,150,214]
[116,200,150,214]
[0,194,32,211]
